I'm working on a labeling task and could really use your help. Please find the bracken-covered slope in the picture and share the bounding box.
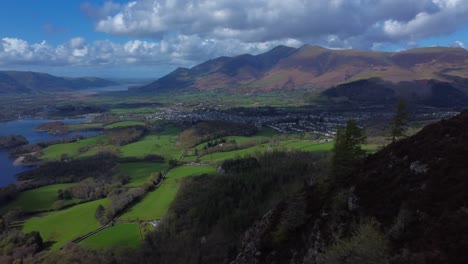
[231,110,468,264]
[139,45,468,94]
[0,71,116,94]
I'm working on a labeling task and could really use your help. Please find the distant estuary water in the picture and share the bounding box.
[0,118,100,187]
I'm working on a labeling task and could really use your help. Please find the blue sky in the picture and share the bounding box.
[0,0,468,78]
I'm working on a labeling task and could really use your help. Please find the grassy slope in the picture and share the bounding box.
[23,198,109,250]
[118,162,168,187]
[196,140,380,164]
[79,223,141,249]
[0,183,78,213]
[104,121,145,129]
[41,135,108,161]
[119,166,216,220]
[119,134,183,160]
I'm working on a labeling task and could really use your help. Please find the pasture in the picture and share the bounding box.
[119,134,183,160]
[79,223,141,248]
[0,183,78,213]
[104,121,145,129]
[41,135,108,161]
[23,198,109,250]
[118,162,168,187]
[119,166,216,220]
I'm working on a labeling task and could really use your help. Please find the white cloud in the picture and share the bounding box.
[3,0,468,76]
[89,0,468,49]
[0,36,301,70]
[80,1,121,20]
[452,40,465,48]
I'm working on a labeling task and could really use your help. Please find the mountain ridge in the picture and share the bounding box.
[0,71,117,94]
[138,45,468,96]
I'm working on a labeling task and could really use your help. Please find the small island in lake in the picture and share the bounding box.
[0,135,28,149]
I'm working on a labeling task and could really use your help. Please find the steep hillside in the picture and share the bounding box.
[321,78,468,107]
[230,110,468,264]
[0,71,116,94]
[138,45,468,95]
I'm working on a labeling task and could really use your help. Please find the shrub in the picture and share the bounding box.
[318,219,390,264]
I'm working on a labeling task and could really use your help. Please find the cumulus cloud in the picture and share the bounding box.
[90,0,468,49]
[81,1,121,20]
[0,36,301,70]
[451,40,465,48]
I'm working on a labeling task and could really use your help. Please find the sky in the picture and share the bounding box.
[0,0,468,78]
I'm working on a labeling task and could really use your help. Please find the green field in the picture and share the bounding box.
[119,134,183,160]
[23,198,109,250]
[41,135,108,161]
[0,183,78,213]
[280,140,334,151]
[118,162,168,187]
[79,223,141,249]
[119,166,216,220]
[198,144,273,163]
[196,140,380,164]
[104,121,145,129]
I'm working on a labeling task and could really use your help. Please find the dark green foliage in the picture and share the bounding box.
[168,159,179,167]
[106,187,146,220]
[57,189,72,200]
[0,229,43,264]
[15,153,119,185]
[390,98,408,143]
[329,119,366,183]
[179,121,257,147]
[0,184,19,207]
[141,151,327,264]
[206,138,227,148]
[95,204,107,225]
[36,121,69,134]
[318,220,389,264]
[272,193,308,243]
[0,134,28,149]
[43,243,137,264]
[68,178,108,200]
[220,157,260,174]
[104,126,146,146]
[142,154,165,162]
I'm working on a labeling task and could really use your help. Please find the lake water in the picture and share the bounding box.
[0,118,100,187]
[80,83,143,93]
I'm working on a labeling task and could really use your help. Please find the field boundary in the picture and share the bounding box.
[69,149,188,246]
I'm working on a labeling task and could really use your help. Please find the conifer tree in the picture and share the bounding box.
[329,119,366,183]
[391,98,408,143]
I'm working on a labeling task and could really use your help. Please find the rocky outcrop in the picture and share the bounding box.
[230,110,468,264]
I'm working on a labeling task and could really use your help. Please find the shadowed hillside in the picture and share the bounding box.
[0,71,116,94]
[229,110,468,264]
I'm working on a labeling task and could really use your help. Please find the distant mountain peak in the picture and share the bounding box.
[138,45,468,102]
[0,70,117,94]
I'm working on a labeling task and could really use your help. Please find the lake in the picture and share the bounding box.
[0,118,100,187]
[80,83,143,93]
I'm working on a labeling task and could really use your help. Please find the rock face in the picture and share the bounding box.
[230,110,468,264]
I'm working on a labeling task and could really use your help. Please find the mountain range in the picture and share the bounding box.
[0,71,116,94]
[138,45,468,107]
